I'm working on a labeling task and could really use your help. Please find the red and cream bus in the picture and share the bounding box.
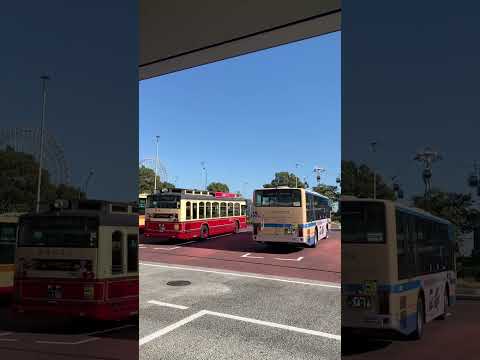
[0,213,24,296]
[144,188,247,240]
[14,199,139,320]
[138,193,148,233]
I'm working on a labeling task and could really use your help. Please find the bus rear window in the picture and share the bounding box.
[0,223,16,264]
[147,195,180,209]
[18,216,99,248]
[341,201,386,244]
[254,189,301,207]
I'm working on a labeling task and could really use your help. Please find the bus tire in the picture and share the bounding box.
[200,225,209,240]
[438,285,449,320]
[234,221,240,234]
[410,295,425,340]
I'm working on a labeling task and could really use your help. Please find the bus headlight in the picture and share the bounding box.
[84,285,94,299]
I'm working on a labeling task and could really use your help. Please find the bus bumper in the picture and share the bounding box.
[144,230,191,240]
[253,234,309,245]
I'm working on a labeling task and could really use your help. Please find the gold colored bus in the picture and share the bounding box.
[342,197,456,339]
[252,187,331,247]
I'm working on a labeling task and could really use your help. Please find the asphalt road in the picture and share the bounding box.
[140,262,341,360]
[140,228,341,283]
[0,301,138,360]
[342,300,480,360]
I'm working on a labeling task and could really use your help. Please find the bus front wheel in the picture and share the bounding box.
[410,296,425,340]
[200,225,209,240]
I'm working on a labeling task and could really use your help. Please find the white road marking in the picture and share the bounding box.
[139,310,208,346]
[82,324,136,337]
[204,310,341,341]
[208,234,231,239]
[139,309,340,347]
[148,300,189,310]
[140,262,340,289]
[154,246,181,251]
[35,324,135,345]
[241,252,264,259]
[274,256,304,262]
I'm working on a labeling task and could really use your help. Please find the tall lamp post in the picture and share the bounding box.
[36,75,50,213]
[414,147,442,208]
[201,161,207,190]
[154,136,160,192]
[295,163,303,188]
[370,141,377,199]
[313,166,326,187]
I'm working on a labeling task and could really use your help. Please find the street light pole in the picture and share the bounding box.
[201,161,207,190]
[36,75,49,213]
[154,136,159,192]
[370,142,377,199]
[295,163,303,188]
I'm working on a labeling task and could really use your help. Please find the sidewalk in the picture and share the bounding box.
[457,287,480,301]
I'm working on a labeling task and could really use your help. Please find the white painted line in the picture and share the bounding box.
[139,310,208,346]
[204,310,341,341]
[148,300,189,310]
[208,234,230,239]
[140,262,340,289]
[83,324,136,337]
[154,246,181,251]
[179,241,197,245]
[241,252,264,259]
[274,256,304,262]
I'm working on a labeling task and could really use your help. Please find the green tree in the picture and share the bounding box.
[313,184,340,203]
[207,182,230,193]
[0,147,84,213]
[263,172,305,188]
[139,166,174,194]
[341,160,395,200]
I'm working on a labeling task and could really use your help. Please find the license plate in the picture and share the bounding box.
[47,285,63,299]
[349,296,372,308]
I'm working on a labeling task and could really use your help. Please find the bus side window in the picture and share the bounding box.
[127,234,138,272]
[241,204,246,216]
[206,202,211,218]
[307,193,315,222]
[220,202,227,217]
[199,202,205,219]
[234,203,240,216]
[193,203,198,220]
[228,203,233,216]
[212,202,219,217]
[186,202,191,220]
[112,231,123,275]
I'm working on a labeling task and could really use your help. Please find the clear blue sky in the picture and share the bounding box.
[140,31,340,198]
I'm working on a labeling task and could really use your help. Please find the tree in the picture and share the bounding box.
[207,182,230,193]
[313,184,340,203]
[139,165,174,194]
[341,160,395,200]
[263,172,305,188]
[0,147,84,213]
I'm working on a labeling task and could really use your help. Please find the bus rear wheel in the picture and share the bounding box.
[200,225,209,240]
[438,286,449,320]
[234,221,240,234]
[410,296,424,340]
[309,228,319,248]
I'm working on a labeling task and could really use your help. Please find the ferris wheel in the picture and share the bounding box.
[139,158,168,184]
[0,128,71,185]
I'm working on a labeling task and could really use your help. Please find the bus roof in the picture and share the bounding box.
[255,187,330,200]
[150,188,246,201]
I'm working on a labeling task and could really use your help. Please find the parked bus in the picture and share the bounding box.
[139,193,148,233]
[0,213,24,296]
[252,187,331,248]
[341,197,456,339]
[14,199,139,320]
[144,188,247,240]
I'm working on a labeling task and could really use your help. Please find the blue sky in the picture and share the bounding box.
[140,31,340,198]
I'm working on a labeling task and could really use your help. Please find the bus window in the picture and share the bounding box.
[220,202,227,217]
[234,203,240,216]
[241,204,246,216]
[127,234,138,272]
[199,202,205,219]
[306,193,315,222]
[255,189,301,207]
[112,231,123,274]
[206,202,211,218]
[192,203,198,220]
[186,202,191,220]
[0,223,16,264]
[212,202,219,217]
[228,203,233,216]
[341,201,386,243]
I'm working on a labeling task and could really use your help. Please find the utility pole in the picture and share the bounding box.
[201,161,207,190]
[84,170,94,199]
[313,166,326,187]
[154,136,159,192]
[414,146,442,203]
[370,141,377,199]
[295,163,303,188]
[36,75,49,213]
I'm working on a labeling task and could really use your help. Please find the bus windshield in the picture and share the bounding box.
[18,216,99,248]
[0,223,16,263]
[138,197,146,214]
[254,189,301,207]
[341,201,386,244]
[147,194,180,209]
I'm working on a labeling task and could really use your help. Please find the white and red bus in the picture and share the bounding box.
[144,188,247,240]
[0,213,24,296]
[14,199,139,321]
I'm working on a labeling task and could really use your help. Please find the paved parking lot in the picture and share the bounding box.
[140,228,340,283]
[0,301,137,360]
[140,262,341,360]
